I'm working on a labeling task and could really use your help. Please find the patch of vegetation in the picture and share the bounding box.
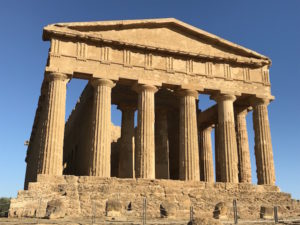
[0,198,10,217]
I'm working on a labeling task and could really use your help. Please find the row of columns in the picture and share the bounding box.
[34,71,275,186]
[200,95,275,185]
[199,96,275,185]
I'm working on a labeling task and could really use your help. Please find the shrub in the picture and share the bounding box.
[0,198,10,217]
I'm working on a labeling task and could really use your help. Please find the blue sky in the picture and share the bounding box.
[0,1,299,199]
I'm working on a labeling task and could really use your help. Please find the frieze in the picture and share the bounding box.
[49,38,271,89]
[186,59,193,74]
[123,49,132,67]
[76,42,86,61]
[50,39,60,58]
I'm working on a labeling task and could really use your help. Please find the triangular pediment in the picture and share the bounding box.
[43,18,270,66]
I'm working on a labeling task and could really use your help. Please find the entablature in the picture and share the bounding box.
[44,18,274,100]
[46,38,272,98]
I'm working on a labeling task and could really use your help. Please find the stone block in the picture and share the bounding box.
[213,202,228,219]
[45,199,66,219]
[160,201,176,218]
[260,206,274,219]
[188,217,223,225]
[106,199,122,218]
[37,174,66,184]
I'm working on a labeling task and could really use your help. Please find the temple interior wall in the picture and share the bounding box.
[58,80,255,182]
[62,83,184,179]
[63,83,124,177]
[167,109,180,180]
[26,78,257,184]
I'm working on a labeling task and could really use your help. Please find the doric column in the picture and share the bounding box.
[118,103,135,178]
[178,90,200,181]
[38,72,68,175]
[199,126,214,182]
[235,107,252,183]
[24,82,48,189]
[214,123,221,182]
[134,84,158,179]
[252,98,275,185]
[213,94,239,183]
[89,78,115,177]
[155,108,169,179]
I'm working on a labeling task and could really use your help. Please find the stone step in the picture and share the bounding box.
[10,176,300,220]
[0,218,188,225]
[1,218,300,225]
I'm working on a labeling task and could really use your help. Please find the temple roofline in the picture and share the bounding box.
[43,18,271,66]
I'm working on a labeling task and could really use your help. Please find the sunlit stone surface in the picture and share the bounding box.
[13,18,294,221]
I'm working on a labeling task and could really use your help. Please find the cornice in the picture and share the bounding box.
[43,19,271,67]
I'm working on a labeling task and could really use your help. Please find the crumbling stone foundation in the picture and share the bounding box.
[9,175,300,220]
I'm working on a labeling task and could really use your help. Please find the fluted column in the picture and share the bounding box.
[118,103,135,178]
[199,126,214,182]
[213,94,239,183]
[155,108,169,179]
[24,83,47,189]
[38,72,68,175]
[252,98,275,185]
[134,84,158,179]
[214,123,221,182]
[89,78,115,177]
[179,90,200,181]
[235,107,252,183]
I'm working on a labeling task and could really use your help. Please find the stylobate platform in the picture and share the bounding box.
[9,175,300,220]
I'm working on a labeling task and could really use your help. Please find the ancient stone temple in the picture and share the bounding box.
[9,18,300,220]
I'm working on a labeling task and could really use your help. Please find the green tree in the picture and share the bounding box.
[0,198,10,217]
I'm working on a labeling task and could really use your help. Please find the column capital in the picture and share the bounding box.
[211,93,236,102]
[198,123,214,131]
[203,125,213,132]
[117,102,136,111]
[250,97,270,106]
[235,106,251,116]
[177,89,198,99]
[45,72,69,82]
[132,83,158,93]
[91,78,115,88]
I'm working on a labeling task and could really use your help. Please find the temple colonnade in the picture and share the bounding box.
[24,71,275,189]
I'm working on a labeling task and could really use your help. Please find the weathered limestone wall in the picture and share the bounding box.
[63,85,93,175]
[155,108,170,179]
[24,81,49,189]
[10,175,300,220]
[168,109,180,180]
[63,84,121,176]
